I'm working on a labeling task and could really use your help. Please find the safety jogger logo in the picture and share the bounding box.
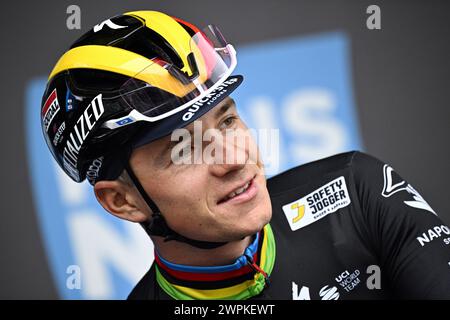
[282,176,351,231]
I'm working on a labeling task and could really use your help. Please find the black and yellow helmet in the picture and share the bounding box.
[41,10,242,184]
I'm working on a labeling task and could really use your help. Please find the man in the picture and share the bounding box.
[41,11,450,299]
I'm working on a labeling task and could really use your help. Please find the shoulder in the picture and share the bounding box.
[267,151,386,194]
[127,265,156,300]
[268,151,380,194]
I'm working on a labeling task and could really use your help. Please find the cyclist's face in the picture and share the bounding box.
[129,97,272,242]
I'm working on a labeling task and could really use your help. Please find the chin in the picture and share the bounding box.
[235,204,272,238]
[208,209,270,242]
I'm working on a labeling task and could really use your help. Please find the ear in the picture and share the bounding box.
[94,180,150,223]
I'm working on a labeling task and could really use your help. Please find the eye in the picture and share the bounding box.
[219,115,238,130]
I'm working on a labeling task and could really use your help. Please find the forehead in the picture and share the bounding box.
[183,97,237,131]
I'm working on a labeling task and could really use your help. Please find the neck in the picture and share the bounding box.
[152,234,254,267]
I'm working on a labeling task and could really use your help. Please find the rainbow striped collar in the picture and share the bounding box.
[154,224,276,300]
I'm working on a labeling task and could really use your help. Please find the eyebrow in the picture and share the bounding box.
[157,98,237,160]
[157,138,179,162]
[214,98,236,120]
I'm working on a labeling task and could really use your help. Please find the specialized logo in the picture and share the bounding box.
[282,176,351,231]
[182,77,239,121]
[63,94,105,181]
[42,89,60,132]
[93,19,127,32]
[416,225,450,247]
[292,282,340,300]
[382,164,436,215]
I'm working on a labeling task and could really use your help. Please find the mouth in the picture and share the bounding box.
[217,175,258,205]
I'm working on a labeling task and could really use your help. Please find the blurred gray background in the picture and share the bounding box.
[0,0,449,299]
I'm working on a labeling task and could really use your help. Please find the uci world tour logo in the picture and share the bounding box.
[26,31,362,299]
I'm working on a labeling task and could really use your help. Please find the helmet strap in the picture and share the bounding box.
[124,162,228,250]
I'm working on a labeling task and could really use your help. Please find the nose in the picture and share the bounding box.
[208,135,249,177]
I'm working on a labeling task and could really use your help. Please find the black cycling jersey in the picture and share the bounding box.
[128,151,450,300]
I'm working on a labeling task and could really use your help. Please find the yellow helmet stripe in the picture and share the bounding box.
[125,11,193,74]
[48,45,194,97]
